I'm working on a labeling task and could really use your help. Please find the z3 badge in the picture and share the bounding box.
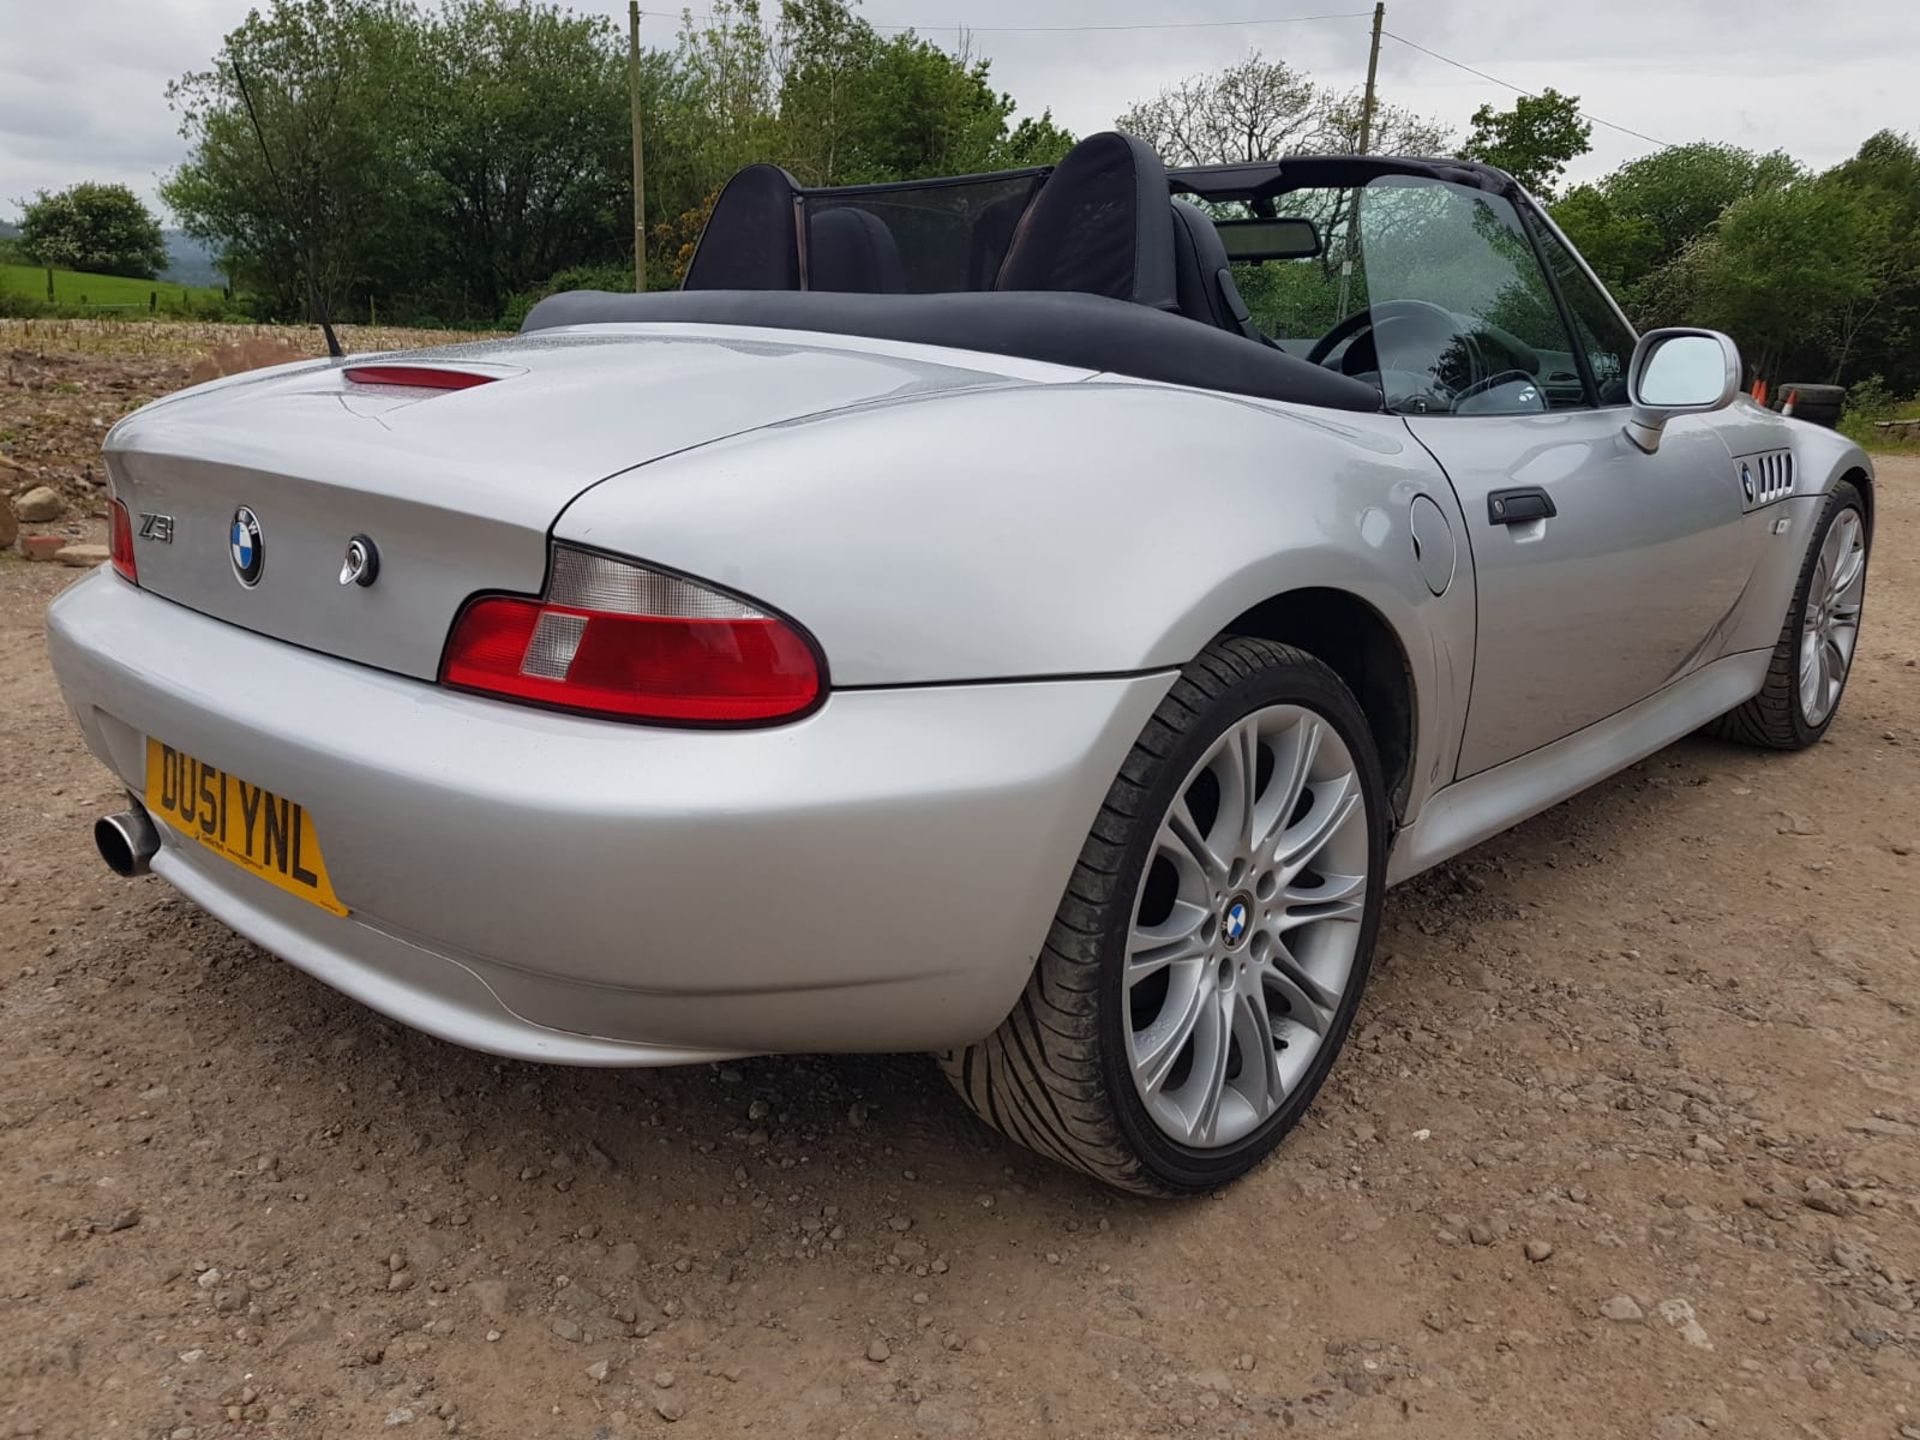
[136,512,174,543]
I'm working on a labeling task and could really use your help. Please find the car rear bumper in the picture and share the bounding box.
[47,572,1170,1063]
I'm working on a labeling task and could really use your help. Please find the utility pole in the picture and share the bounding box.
[628,1,647,292]
[1338,4,1384,320]
[1357,2,1385,156]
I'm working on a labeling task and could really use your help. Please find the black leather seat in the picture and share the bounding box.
[1169,201,1261,340]
[808,207,908,294]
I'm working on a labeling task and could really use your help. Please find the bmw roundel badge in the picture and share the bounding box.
[1223,899,1250,946]
[230,506,264,587]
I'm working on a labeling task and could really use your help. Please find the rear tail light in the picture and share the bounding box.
[440,547,823,725]
[108,498,137,584]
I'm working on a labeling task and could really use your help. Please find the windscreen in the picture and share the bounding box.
[1212,176,1593,415]
[802,171,1046,294]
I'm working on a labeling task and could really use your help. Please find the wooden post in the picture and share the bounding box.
[1337,5,1385,320]
[1357,3,1385,155]
[629,1,647,293]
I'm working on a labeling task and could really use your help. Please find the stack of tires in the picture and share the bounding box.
[1774,383,1844,429]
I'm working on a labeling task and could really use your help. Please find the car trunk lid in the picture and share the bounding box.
[105,328,1022,679]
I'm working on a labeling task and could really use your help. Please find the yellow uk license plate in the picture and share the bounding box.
[144,739,348,916]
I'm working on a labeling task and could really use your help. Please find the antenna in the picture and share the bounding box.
[229,58,343,359]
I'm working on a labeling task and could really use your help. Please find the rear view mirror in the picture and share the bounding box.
[1624,328,1740,452]
[1214,216,1323,262]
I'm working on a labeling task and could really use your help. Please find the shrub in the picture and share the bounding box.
[1845,374,1900,423]
[501,263,636,330]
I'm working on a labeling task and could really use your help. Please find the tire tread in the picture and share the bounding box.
[940,636,1369,1195]
[1707,480,1865,750]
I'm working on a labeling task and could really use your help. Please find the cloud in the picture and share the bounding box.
[1,0,1912,221]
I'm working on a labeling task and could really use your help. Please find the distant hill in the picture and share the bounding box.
[161,230,224,288]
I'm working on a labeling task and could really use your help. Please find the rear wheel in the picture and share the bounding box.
[941,637,1388,1195]
[1709,480,1868,749]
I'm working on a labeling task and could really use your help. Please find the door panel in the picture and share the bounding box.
[1408,410,1745,777]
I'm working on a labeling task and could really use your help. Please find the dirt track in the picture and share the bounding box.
[3,328,1919,1439]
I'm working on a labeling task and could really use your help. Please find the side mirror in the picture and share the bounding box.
[1623,328,1741,453]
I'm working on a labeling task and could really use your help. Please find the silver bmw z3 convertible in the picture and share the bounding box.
[48,133,1872,1194]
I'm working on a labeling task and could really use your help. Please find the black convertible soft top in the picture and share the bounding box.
[520,288,1383,412]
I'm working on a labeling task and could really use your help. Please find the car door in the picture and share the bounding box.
[1349,177,1746,777]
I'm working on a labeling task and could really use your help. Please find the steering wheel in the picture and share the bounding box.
[1309,298,1489,412]
[1307,298,1469,371]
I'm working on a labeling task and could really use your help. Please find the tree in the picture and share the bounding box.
[777,4,1069,184]
[1549,184,1661,290]
[163,0,430,320]
[1592,142,1797,270]
[1551,141,1805,327]
[1689,177,1887,379]
[415,0,633,317]
[1819,131,1920,391]
[996,112,1077,169]
[665,0,781,193]
[1116,53,1447,167]
[1117,53,1320,167]
[1314,93,1451,158]
[1457,88,1590,198]
[17,183,168,278]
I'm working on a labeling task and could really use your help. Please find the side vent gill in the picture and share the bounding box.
[1739,449,1795,511]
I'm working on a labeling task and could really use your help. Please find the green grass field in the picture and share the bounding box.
[0,261,224,311]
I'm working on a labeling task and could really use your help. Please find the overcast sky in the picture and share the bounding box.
[3,0,1916,224]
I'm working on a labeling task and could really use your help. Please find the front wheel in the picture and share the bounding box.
[1709,480,1868,749]
[941,637,1389,1195]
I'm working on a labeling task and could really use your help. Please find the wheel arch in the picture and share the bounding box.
[1216,587,1418,823]
[1841,464,1874,534]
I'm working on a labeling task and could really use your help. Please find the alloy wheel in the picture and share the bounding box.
[1800,508,1866,726]
[1123,704,1370,1150]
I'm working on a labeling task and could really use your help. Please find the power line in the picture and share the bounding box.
[1380,30,1672,149]
[639,8,1369,34]
[639,6,1676,152]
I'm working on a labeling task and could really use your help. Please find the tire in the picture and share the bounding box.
[1708,480,1869,749]
[941,637,1389,1196]
[1776,382,1844,429]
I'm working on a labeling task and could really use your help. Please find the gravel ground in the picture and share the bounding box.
[2,327,1918,1439]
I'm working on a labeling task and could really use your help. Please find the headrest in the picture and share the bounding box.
[994,132,1176,310]
[1168,201,1257,338]
[808,207,908,294]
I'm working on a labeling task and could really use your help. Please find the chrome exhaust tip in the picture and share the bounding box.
[95,807,160,878]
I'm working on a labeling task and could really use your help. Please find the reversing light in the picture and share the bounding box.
[108,498,137,584]
[440,547,823,725]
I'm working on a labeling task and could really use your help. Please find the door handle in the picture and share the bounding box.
[1488,487,1557,525]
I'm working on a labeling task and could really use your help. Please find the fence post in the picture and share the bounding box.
[45,267,54,302]
[150,291,157,313]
